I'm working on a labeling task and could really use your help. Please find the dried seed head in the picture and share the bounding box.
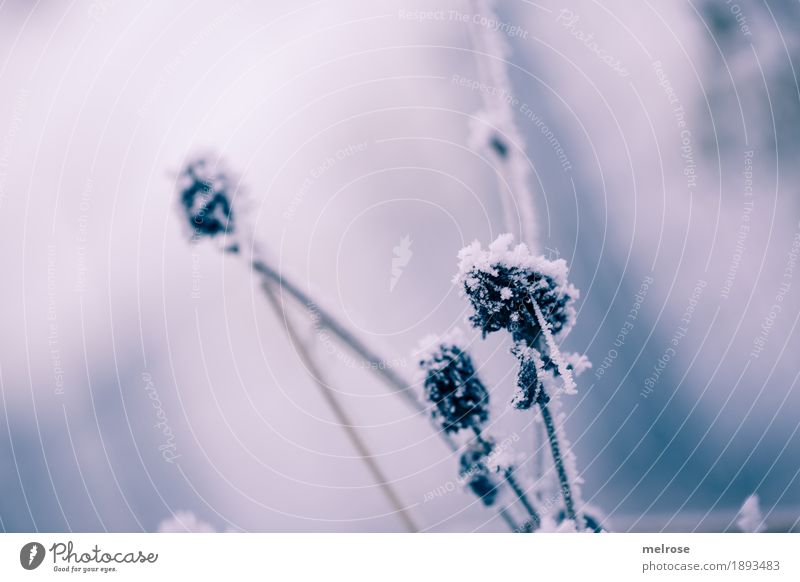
[177,157,236,241]
[454,234,578,347]
[416,333,489,434]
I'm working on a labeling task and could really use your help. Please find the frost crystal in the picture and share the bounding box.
[178,157,236,239]
[511,346,548,410]
[562,352,592,377]
[416,331,489,434]
[454,234,578,346]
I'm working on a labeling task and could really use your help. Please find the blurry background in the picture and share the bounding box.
[1,0,799,532]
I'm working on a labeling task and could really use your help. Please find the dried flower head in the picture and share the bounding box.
[177,157,236,240]
[454,234,578,347]
[416,332,489,434]
[459,438,500,506]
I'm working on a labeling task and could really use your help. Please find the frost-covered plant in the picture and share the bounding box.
[455,234,593,530]
[459,438,501,506]
[175,155,432,531]
[176,155,427,414]
[511,345,548,410]
[416,331,540,529]
[455,234,577,346]
[464,0,539,246]
[178,157,237,243]
[417,338,489,434]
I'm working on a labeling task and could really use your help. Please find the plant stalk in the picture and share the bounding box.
[251,256,421,411]
[521,299,581,526]
[239,249,517,531]
[498,505,519,532]
[261,280,418,532]
[472,427,540,528]
[538,397,578,524]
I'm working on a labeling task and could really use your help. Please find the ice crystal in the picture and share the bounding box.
[511,346,548,410]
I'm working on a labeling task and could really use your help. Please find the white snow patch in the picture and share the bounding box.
[737,494,766,533]
[157,510,215,533]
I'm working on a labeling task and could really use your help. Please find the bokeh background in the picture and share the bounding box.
[1,0,799,532]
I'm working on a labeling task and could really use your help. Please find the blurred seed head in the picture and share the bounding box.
[177,157,236,243]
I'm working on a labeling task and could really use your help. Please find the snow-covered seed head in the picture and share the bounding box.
[454,234,578,346]
[511,346,548,410]
[416,332,489,434]
[459,438,500,506]
[177,157,236,240]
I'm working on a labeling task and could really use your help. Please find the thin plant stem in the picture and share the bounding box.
[498,505,519,532]
[243,250,459,452]
[472,427,540,527]
[538,397,577,525]
[235,248,516,531]
[504,467,540,530]
[260,280,419,533]
[533,421,546,499]
[522,299,581,526]
[250,255,421,411]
